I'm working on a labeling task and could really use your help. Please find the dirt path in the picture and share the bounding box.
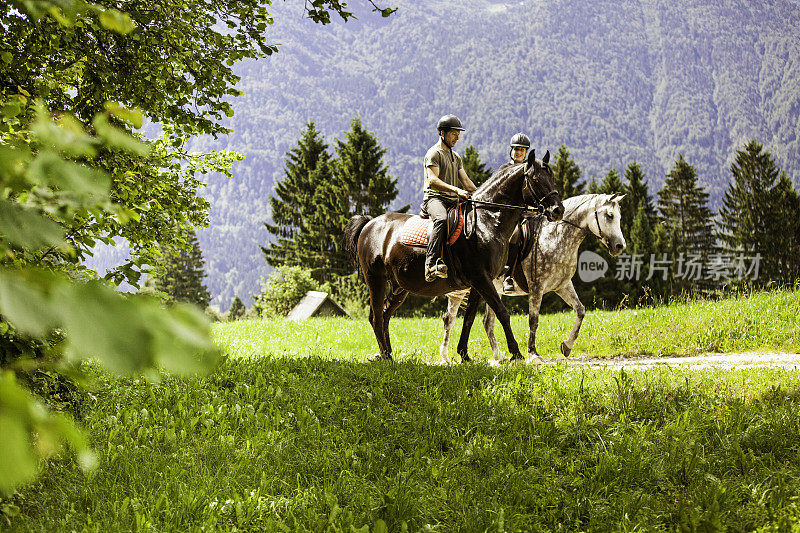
[566,352,800,370]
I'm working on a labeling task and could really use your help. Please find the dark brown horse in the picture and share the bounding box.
[344,151,564,362]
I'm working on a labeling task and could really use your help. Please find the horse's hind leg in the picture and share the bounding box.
[526,288,544,363]
[555,282,585,358]
[366,270,390,360]
[481,304,507,365]
[382,288,408,358]
[456,289,483,363]
[467,276,524,362]
[440,293,464,365]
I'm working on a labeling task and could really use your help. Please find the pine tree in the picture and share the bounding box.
[462,145,493,188]
[718,139,785,283]
[262,119,399,281]
[623,162,657,232]
[552,144,585,198]
[770,173,800,283]
[312,117,399,277]
[598,168,624,195]
[228,296,246,320]
[153,228,211,308]
[262,122,333,269]
[657,154,715,256]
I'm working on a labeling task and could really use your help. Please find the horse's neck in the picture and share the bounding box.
[474,167,526,238]
[549,195,600,249]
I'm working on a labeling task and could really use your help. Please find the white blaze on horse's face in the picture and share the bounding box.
[594,195,627,256]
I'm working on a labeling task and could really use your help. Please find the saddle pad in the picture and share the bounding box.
[400,209,464,247]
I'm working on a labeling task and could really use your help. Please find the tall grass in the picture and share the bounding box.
[5,289,800,532]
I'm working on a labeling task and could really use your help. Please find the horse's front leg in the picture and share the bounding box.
[468,276,524,362]
[456,289,482,363]
[526,288,544,364]
[555,282,585,358]
[439,293,464,364]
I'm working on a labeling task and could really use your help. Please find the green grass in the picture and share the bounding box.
[5,289,800,532]
[214,288,800,362]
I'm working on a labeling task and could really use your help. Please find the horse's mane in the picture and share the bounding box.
[472,162,526,201]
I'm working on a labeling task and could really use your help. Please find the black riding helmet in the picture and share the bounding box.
[437,114,466,132]
[509,132,531,161]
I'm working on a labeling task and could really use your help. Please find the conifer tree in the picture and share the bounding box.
[623,162,657,233]
[657,154,715,256]
[718,140,787,283]
[552,144,585,198]
[228,296,246,320]
[598,168,625,195]
[153,228,211,308]
[462,145,493,188]
[262,119,399,281]
[262,122,333,269]
[308,118,399,277]
[769,173,800,283]
[334,118,398,217]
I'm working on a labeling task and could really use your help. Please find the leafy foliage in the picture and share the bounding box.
[252,265,322,318]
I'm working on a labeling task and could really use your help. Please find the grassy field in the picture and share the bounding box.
[213,288,800,362]
[5,289,800,532]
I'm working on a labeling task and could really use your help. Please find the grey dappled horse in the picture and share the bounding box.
[439,194,627,365]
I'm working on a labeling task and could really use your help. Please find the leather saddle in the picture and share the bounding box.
[399,206,464,247]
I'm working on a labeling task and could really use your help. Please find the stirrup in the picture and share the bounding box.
[503,276,515,293]
[425,261,448,282]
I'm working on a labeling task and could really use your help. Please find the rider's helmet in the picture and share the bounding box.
[509,132,531,161]
[436,114,466,132]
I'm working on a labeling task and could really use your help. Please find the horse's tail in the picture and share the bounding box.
[344,215,372,265]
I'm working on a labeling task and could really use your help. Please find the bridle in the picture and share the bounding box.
[463,164,558,239]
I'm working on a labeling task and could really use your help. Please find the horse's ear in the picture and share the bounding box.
[542,150,550,165]
[526,149,536,171]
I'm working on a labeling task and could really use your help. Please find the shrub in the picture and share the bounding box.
[252,266,322,318]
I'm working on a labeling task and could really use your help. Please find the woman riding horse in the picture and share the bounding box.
[345,146,564,362]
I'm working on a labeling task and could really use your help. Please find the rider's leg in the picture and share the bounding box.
[423,195,449,281]
[503,226,520,293]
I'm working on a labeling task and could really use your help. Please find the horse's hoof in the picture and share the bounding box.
[458,352,471,363]
[369,354,393,362]
[560,342,572,358]
[526,355,546,365]
[488,356,510,367]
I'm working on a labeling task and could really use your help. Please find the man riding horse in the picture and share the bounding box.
[422,115,478,282]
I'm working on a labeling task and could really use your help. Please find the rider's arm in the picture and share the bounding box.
[426,165,469,198]
[458,167,478,192]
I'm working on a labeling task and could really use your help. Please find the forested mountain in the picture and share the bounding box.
[90,0,800,307]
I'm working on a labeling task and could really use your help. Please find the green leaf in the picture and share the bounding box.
[92,114,150,156]
[0,199,65,251]
[58,282,157,373]
[0,52,12,65]
[31,107,97,158]
[104,102,144,129]
[0,412,38,495]
[0,269,61,337]
[27,150,111,198]
[97,8,136,34]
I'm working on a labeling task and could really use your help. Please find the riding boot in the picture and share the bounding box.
[503,240,520,293]
[423,195,450,282]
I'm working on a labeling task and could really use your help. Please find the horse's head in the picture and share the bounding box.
[593,194,627,256]
[523,150,564,222]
